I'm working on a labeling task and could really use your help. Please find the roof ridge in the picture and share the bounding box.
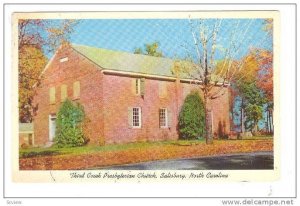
[71,43,175,62]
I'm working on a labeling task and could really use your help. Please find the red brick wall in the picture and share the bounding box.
[102,75,179,144]
[33,45,230,146]
[210,87,231,138]
[33,46,105,145]
[102,75,230,144]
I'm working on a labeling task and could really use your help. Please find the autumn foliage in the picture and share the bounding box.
[18,45,47,122]
[214,46,273,133]
[256,50,273,103]
[19,139,273,170]
[18,19,78,122]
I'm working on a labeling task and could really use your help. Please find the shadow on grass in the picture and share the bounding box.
[171,140,205,146]
[20,150,63,158]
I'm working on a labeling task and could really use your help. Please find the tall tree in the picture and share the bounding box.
[231,49,271,132]
[19,45,47,122]
[177,19,263,143]
[19,19,78,52]
[236,80,266,133]
[256,49,273,103]
[261,19,273,133]
[18,19,78,122]
[231,19,273,134]
[255,49,273,133]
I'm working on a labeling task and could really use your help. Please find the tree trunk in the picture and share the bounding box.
[270,110,274,133]
[241,98,245,133]
[268,110,272,133]
[203,47,213,144]
[230,106,234,131]
[253,121,258,134]
[205,97,213,144]
[267,110,270,133]
[228,88,234,131]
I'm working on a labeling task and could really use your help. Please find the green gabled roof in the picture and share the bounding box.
[72,44,177,77]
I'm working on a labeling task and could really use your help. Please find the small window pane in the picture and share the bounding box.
[159,108,167,128]
[132,107,140,127]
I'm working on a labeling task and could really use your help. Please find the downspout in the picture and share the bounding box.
[175,72,180,137]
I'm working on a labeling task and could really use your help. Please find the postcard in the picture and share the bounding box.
[4,3,295,201]
[12,10,281,184]
[2,2,299,203]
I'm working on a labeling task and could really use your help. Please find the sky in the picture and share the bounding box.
[59,18,273,61]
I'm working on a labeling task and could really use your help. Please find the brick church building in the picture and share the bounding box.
[33,44,230,146]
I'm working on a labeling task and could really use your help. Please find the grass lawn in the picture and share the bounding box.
[19,139,206,158]
[19,136,273,170]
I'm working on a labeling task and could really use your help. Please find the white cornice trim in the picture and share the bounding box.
[101,69,230,87]
[101,69,177,81]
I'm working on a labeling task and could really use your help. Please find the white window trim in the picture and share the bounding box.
[59,57,68,63]
[135,79,141,95]
[132,107,142,128]
[159,108,168,128]
[49,114,57,142]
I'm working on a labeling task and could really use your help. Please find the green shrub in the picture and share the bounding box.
[55,99,87,148]
[179,91,205,139]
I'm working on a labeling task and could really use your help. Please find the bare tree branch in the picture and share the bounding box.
[188,17,203,66]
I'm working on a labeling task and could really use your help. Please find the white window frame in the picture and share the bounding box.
[132,107,142,128]
[135,79,141,95]
[59,57,68,63]
[49,114,57,142]
[159,108,168,128]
